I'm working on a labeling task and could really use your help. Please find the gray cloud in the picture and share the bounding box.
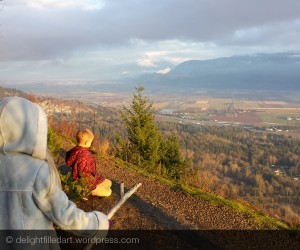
[0,0,300,81]
[97,0,300,40]
[1,0,300,61]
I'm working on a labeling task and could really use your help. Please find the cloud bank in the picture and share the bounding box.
[0,0,299,81]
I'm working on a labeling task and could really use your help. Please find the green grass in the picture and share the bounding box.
[178,184,291,230]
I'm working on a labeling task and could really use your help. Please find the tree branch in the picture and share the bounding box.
[84,182,142,250]
[107,182,141,219]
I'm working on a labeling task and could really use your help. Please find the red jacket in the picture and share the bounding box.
[66,146,105,190]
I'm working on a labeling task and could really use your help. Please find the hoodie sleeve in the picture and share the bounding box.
[32,162,109,237]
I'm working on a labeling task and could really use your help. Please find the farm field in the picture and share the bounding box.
[37,88,300,128]
[151,94,300,127]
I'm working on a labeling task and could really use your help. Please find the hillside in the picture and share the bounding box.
[136,53,300,91]
[1,85,299,248]
[55,136,299,250]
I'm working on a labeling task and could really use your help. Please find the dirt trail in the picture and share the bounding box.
[57,145,299,249]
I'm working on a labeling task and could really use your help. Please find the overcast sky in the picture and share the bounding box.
[1,0,300,82]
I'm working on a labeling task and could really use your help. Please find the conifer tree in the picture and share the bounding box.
[117,85,162,169]
[161,135,185,180]
[116,85,189,180]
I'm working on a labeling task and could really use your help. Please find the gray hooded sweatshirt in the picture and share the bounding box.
[0,97,109,248]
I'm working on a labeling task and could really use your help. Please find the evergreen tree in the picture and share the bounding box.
[116,85,190,180]
[161,135,186,180]
[117,85,162,169]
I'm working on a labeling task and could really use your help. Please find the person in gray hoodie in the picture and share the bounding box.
[0,97,109,249]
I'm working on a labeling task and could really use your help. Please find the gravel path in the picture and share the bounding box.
[58,145,299,249]
[76,157,299,250]
[98,159,266,230]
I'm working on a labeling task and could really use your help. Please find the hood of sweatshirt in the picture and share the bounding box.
[0,97,48,160]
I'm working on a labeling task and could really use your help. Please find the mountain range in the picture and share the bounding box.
[134,53,300,91]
